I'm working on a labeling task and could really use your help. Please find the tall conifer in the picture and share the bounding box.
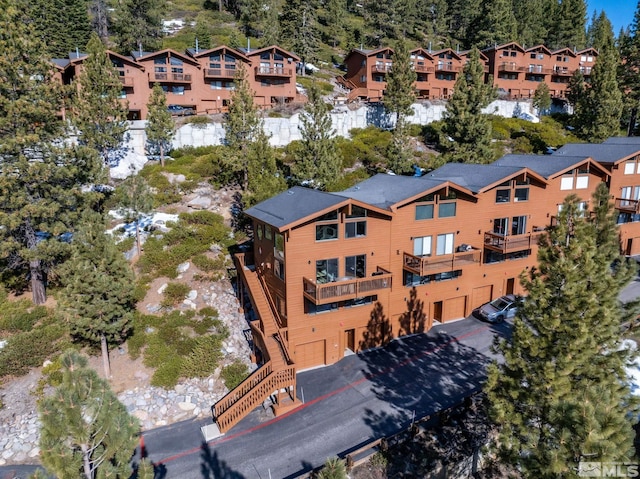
[145,84,175,167]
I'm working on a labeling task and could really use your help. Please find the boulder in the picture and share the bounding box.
[187,196,211,210]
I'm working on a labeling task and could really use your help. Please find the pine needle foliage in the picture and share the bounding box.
[145,84,175,167]
[486,186,638,478]
[383,40,416,121]
[38,351,139,479]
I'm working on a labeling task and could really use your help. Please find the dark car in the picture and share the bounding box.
[167,105,194,116]
[473,294,519,323]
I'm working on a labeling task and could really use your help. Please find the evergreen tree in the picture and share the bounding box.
[386,123,414,175]
[39,350,139,479]
[0,0,101,305]
[323,0,346,47]
[225,64,261,189]
[442,47,496,163]
[145,84,175,167]
[574,13,622,141]
[446,0,482,48]
[294,84,342,189]
[194,20,213,50]
[115,174,154,258]
[532,81,551,116]
[383,40,416,122]
[316,457,348,479]
[72,33,129,167]
[469,0,517,49]
[111,0,164,54]
[89,0,110,42]
[618,3,640,135]
[29,0,92,57]
[567,69,586,110]
[260,0,281,47]
[280,0,319,71]
[246,130,287,206]
[515,0,550,47]
[548,0,587,49]
[486,191,637,477]
[57,212,135,378]
[362,0,419,45]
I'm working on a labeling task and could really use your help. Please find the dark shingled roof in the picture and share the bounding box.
[425,163,524,193]
[604,137,640,145]
[335,174,449,209]
[555,143,640,164]
[244,186,346,229]
[493,154,589,178]
[51,58,70,68]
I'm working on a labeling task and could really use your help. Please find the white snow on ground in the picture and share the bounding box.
[107,211,179,239]
[623,339,640,396]
[110,150,149,179]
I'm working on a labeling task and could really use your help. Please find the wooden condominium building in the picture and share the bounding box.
[213,136,640,434]
[52,45,301,120]
[338,42,597,103]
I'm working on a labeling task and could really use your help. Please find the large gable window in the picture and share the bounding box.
[316,211,338,241]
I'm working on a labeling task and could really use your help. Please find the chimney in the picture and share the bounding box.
[195,37,199,54]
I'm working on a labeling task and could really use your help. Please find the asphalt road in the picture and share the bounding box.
[129,315,508,479]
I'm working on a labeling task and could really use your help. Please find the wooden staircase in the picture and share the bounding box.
[212,253,298,434]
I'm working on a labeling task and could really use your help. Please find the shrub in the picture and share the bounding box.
[192,253,227,273]
[161,282,191,308]
[184,116,212,128]
[151,356,183,387]
[181,335,224,378]
[0,302,49,333]
[220,361,249,390]
[315,457,348,479]
[0,323,67,378]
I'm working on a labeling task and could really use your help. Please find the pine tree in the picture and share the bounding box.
[294,84,342,189]
[260,0,281,46]
[383,40,416,122]
[225,64,261,190]
[548,0,587,49]
[29,0,92,57]
[145,84,175,167]
[316,457,348,479]
[574,13,622,142]
[115,174,154,258]
[72,33,129,167]
[532,82,551,117]
[469,0,517,49]
[39,350,139,479]
[0,0,102,305]
[246,130,287,206]
[194,20,213,50]
[515,0,549,47]
[323,0,346,47]
[280,0,319,71]
[386,123,414,175]
[58,211,135,378]
[442,47,496,163]
[486,190,637,477]
[618,3,640,135]
[111,0,164,54]
[89,0,110,42]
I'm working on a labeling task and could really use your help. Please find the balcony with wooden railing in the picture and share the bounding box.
[484,231,543,254]
[412,64,435,73]
[371,63,393,73]
[303,267,392,305]
[204,68,236,79]
[403,249,481,277]
[498,62,527,72]
[148,72,192,83]
[615,198,640,214]
[119,76,134,87]
[526,66,553,75]
[435,62,462,72]
[552,67,573,76]
[255,66,293,77]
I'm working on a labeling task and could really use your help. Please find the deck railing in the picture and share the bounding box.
[255,66,292,77]
[484,231,542,254]
[303,267,392,305]
[204,68,236,79]
[498,62,527,72]
[149,72,192,82]
[615,198,640,214]
[403,249,481,276]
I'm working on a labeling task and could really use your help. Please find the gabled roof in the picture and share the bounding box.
[51,58,70,69]
[526,45,552,55]
[459,49,489,61]
[335,174,474,211]
[410,48,434,60]
[431,48,463,60]
[555,143,640,165]
[493,154,609,179]
[344,47,392,63]
[482,42,526,53]
[105,50,147,69]
[426,163,547,193]
[241,45,300,62]
[552,47,577,57]
[576,47,598,56]
[132,48,200,66]
[186,45,250,62]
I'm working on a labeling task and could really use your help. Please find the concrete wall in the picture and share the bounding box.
[120,100,535,172]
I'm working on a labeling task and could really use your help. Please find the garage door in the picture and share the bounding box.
[471,286,493,310]
[295,340,325,370]
[443,296,467,322]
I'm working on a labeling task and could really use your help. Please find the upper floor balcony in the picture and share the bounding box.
[484,231,543,254]
[303,267,392,305]
[615,198,640,215]
[552,67,573,76]
[527,65,552,74]
[255,66,293,77]
[498,62,526,72]
[148,72,192,83]
[371,63,393,73]
[435,62,462,72]
[412,64,435,73]
[579,66,593,75]
[204,68,236,79]
[119,76,134,87]
[403,249,481,277]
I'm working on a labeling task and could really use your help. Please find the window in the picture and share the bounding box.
[515,188,529,202]
[413,236,432,256]
[510,51,517,57]
[345,255,366,278]
[316,258,338,284]
[169,57,183,66]
[316,211,338,241]
[494,217,508,235]
[415,204,434,220]
[265,227,272,241]
[260,52,270,60]
[224,54,236,62]
[345,221,366,238]
[438,202,456,217]
[118,90,126,99]
[256,223,263,240]
[576,175,589,189]
[496,189,510,203]
[154,57,166,65]
[436,233,454,255]
[560,176,574,190]
[210,81,222,90]
[625,161,635,175]
[209,53,221,61]
[275,233,284,259]
[274,258,284,280]
[512,215,527,235]
[403,270,461,286]
[530,53,536,59]
[360,75,366,83]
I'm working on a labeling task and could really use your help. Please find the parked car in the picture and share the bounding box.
[167,105,194,116]
[473,295,519,323]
